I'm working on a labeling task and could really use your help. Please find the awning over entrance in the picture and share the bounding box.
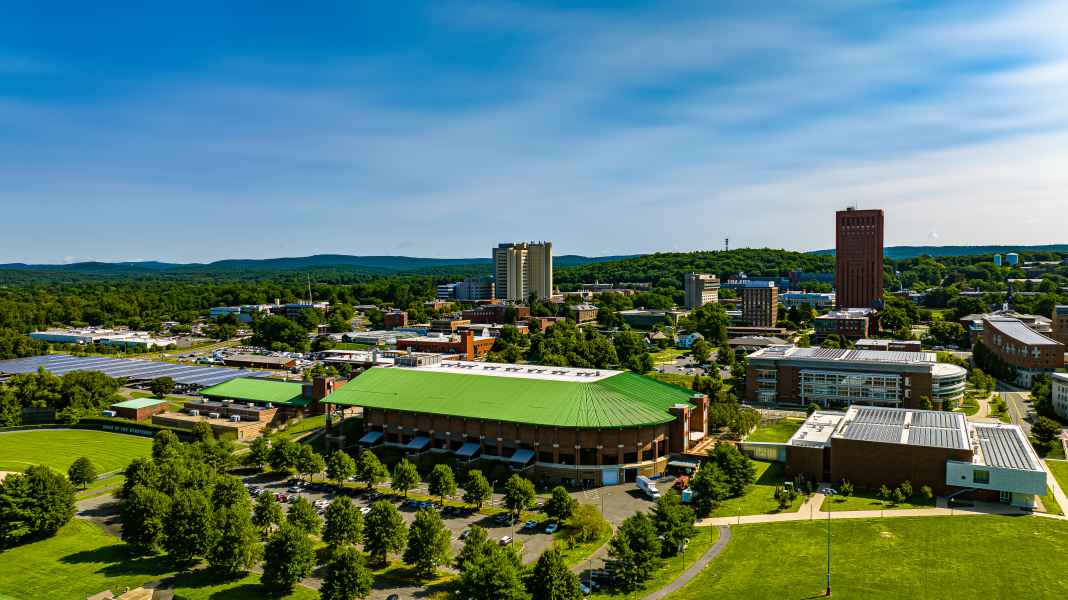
[667,458,701,469]
[456,442,481,458]
[358,430,383,445]
[508,448,536,465]
[405,436,431,452]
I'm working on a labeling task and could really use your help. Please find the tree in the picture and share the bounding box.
[651,492,696,558]
[363,500,406,565]
[323,497,364,550]
[355,450,389,491]
[152,429,180,462]
[689,461,730,517]
[287,496,322,535]
[297,445,325,481]
[120,484,171,552]
[806,402,820,416]
[920,485,934,500]
[878,485,892,503]
[262,523,315,593]
[838,480,854,497]
[427,464,457,505]
[544,486,578,522]
[892,487,906,505]
[403,508,452,578]
[67,456,98,489]
[320,450,352,486]
[456,543,529,600]
[190,420,214,443]
[690,339,711,365]
[608,512,661,591]
[568,504,610,543]
[391,459,420,498]
[709,442,756,497]
[462,469,492,509]
[248,437,271,467]
[269,438,300,472]
[530,548,582,600]
[149,376,175,398]
[252,490,284,536]
[208,506,262,576]
[918,395,933,410]
[212,475,251,511]
[162,489,216,563]
[455,524,491,570]
[683,303,731,344]
[320,545,374,600]
[251,315,312,352]
[503,474,536,518]
[121,456,159,498]
[900,480,914,499]
[1033,416,1061,444]
[0,465,76,545]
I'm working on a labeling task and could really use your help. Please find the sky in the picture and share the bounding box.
[2,1,1068,264]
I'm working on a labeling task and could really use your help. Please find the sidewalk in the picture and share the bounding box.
[696,492,1051,527]
[641,526,730,600]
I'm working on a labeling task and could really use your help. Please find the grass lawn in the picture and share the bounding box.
[960,395,980,417]
[745,419,803,443]
[589,527,718,600]
[0,519,176,600]
[554,525,612,568]
[1040,487,1063,516]
[1031,436,1066,460]
[649,348,688,364]
[821,490,935,512]
[170,570,318,600]
[334,342,375,350]
[1047,460,1068,496]
[674,515,1068,599]
[0,429,151,475]
[269,414,328,442]
[707,461,801,518]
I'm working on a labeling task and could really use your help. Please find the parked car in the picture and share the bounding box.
[544,522,559,534]
[359,506,371,516]
[287,485,302,493]
[499,536,512,545]
[459,529,471,540]
[522,520,538,531]
[674,475,690,491]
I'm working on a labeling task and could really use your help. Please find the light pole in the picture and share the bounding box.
[820,487,837,596]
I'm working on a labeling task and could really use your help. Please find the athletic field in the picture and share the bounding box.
[0,429,151,475]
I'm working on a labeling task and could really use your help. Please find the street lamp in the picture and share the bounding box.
[820,487,837,597]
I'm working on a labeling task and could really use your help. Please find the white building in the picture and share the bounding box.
[1052,373,1068,420]
[683,272,720,309]
[493,241,553,301]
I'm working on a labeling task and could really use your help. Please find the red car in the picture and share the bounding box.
[673,475,690,491]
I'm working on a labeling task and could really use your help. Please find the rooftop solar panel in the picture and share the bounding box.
[0,354,268,389]
[976,425,1039,471]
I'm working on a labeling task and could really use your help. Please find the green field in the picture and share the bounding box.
[1048,460,1068,496]
[170,570,318,600]
[0,429,152,475]
[0,519,175,599]
[675,515,1068,599]
[590,527,718,600]
[708,460,801,518]
[821,489,935,513]
[746,419,802,443]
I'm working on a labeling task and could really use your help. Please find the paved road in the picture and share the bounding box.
[641,526,730,600]
[1002,390,1033,435]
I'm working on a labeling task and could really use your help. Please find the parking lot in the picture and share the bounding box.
[240,472,563,567]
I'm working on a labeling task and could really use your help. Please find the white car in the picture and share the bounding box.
[499,536,513,545]
[360,506,372,516]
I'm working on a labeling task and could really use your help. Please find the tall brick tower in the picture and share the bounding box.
[835,207,884,309]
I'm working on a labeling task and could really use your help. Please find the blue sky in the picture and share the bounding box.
[2,1,1067,263]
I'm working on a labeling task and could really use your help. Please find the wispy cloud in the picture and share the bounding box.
[0,1,1066,262]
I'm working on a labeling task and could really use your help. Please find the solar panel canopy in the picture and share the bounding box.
[0,354,269,386]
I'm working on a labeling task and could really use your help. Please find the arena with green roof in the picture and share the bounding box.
[199,377,310,407]
[324,358,711,487]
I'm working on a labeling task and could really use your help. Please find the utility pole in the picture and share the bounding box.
[820,487,836,596]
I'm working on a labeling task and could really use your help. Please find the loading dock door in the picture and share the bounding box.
[602,469,620,486]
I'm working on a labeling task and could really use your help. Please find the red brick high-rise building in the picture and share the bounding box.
[835,207,884,309]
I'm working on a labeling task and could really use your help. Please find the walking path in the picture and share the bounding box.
[641,526,730,600]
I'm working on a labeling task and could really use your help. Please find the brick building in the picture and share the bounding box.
[462,304,531,325]
[980,316,1065,386]
[786,406,1046,508]
[383,310,408,330]
[395,330,495,360]
[326,359,709,487]
[110,397,169,421]
[568,303,599,324]
[740,281,778,328]
[835,207,884,309]
[813,308,874,341]
[1052,305,1068,345]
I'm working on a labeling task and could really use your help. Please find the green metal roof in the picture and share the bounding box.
[199,377,310,407]
[111,397,169,409]
[325,368,695,428]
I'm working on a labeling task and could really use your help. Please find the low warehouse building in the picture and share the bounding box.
[786,406,1046,508]
[325,358,709,487]
[109,397,169,421]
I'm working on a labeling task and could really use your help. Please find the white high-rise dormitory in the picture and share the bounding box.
[493,242,553,301]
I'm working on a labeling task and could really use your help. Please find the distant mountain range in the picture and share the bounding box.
[809,244,1068,260]
[0,253,638,275]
